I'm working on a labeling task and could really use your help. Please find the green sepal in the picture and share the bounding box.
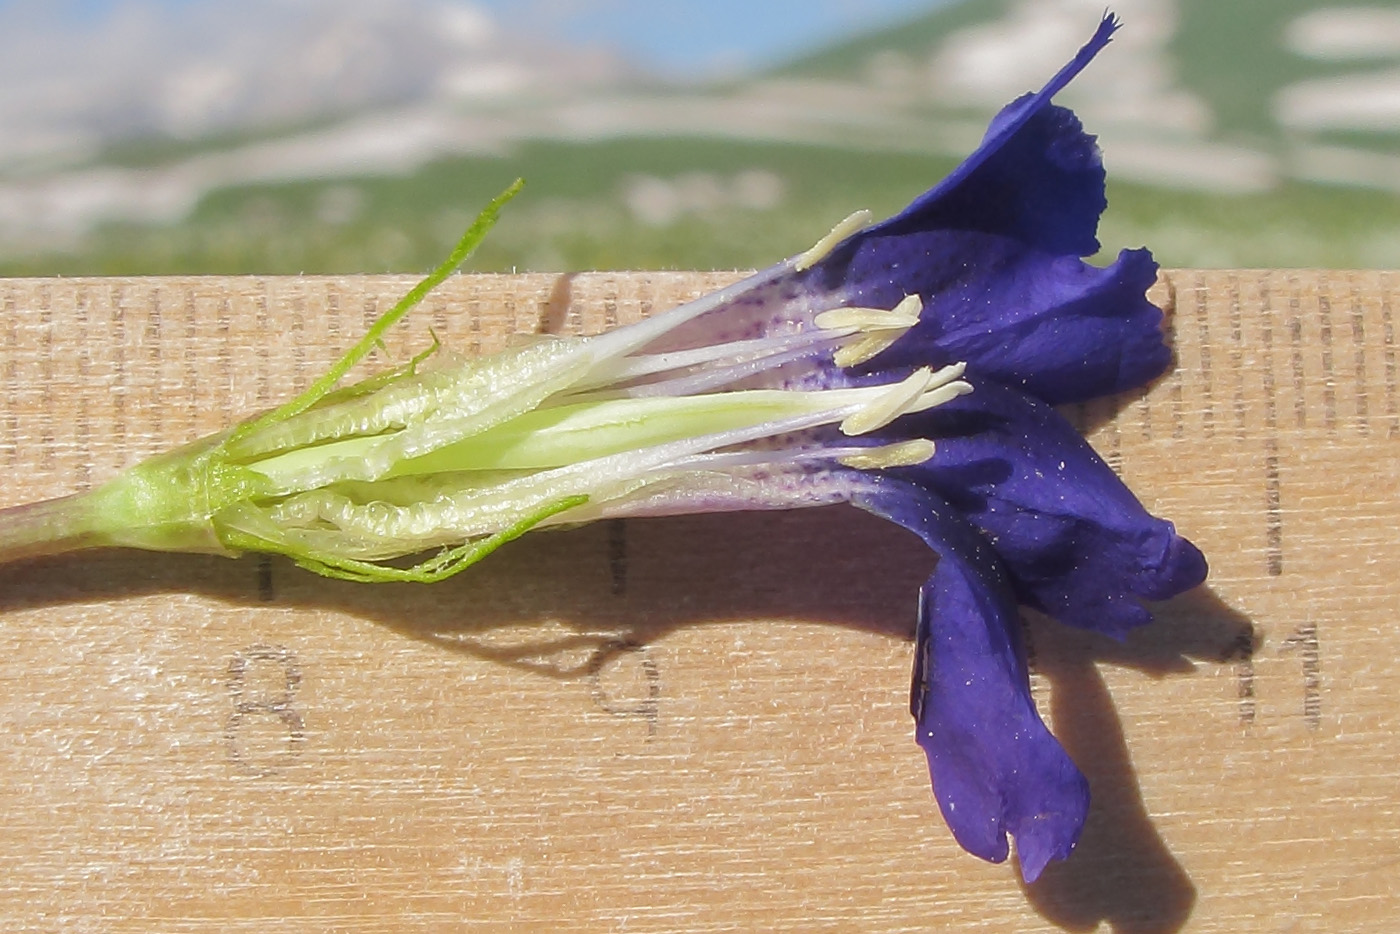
[225,178,524,450]
[217,493,587,583]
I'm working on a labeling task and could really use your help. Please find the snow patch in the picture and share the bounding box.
[1284,7,1400,61]
[1291,144,1400,193]
[1274,69,1400,132]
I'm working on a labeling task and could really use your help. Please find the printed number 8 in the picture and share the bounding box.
[226,644,305,776]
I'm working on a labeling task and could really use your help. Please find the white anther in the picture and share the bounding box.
[841,368,936,436]
[794,209,874,271]
[817,295,923,368]
[838,439,937,470]
[839,363,973,436]
[814,296,923,333]
[925,361,967,389]
[914,381,974,410]
[833,332,904,368]
[890,292,923,318]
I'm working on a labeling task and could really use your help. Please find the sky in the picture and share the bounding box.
[9,0,953,78]
[480,0,954,76]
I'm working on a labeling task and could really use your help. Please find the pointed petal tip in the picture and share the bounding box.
[1098,11,1125,43]
[1034,10,1124,105]
[1084,13,1124,65]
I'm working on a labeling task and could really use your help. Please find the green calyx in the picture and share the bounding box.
[1,179,586,583]
[0,179,962,583]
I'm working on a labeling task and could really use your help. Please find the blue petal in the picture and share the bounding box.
[866,12,1120,257]
[851,474,1089,882]
[850,243,1168,405]
[893,378,1208,638]
[797,13,1169,404]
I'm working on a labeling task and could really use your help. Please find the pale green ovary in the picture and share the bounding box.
[379,390,842,474]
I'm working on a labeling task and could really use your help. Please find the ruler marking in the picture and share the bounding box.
[74,287,93,490]
[325,285,342,363]
[38,286,54,472]
[570,276,586,334]
[469,294,482,356]
[1349,283,1369,436]
[1228,274,1247,439]
[1381,289,1397,439]
[1160,274,1179,346]
[1264,439,1284,577]
[291,292,308,391]
[1169,371,1185,440]
[1226,627,1257,727]
[1260,281,1279,432]
[360,297,382,380]
[504,293,519,335]
[1137,378,1153,442]
[146,288,165,444]
[1282,621,1323,731]
[1288,293,1306,429]
[1160,276,1184,441]
[1195,280,1216,439]
[431,295,447,345]
[1259,280,1283,577]
[255,287,272,406]
[111,285,129,458]
[3,292,18,467]
[538,271,581,336]
[1318,289,1338,435]
[183,288,200,432]
[1103,398,1122,472]
[218,297,234,419]
[362,295,379,334]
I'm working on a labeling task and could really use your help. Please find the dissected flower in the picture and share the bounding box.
[0,13,1204,882]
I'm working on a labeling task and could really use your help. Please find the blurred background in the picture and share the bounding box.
[0,0,1397,276]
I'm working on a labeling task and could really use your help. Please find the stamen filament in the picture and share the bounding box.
[612,342,837,399]
[575,328,848,393]
[664,438,937,472]
[600,294,929,399]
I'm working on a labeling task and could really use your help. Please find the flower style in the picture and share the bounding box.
[0,14,1204,882]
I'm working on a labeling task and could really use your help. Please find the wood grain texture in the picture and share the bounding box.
[0,270,1396,932]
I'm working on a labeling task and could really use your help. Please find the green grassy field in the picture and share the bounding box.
[4,135,1398,278]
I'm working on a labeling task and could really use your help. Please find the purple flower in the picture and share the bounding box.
[805,14,1207,879]
[0,12,1205,883]
[570,12,1205,881]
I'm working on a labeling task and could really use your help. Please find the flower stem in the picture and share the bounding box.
[0,492,106,564]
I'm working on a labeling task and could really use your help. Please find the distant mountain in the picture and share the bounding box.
[0,0,1396,273]
[0,0,630,171]
[775,0,1400,193]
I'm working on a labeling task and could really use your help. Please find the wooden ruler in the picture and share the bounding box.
[0,270,1396,932]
